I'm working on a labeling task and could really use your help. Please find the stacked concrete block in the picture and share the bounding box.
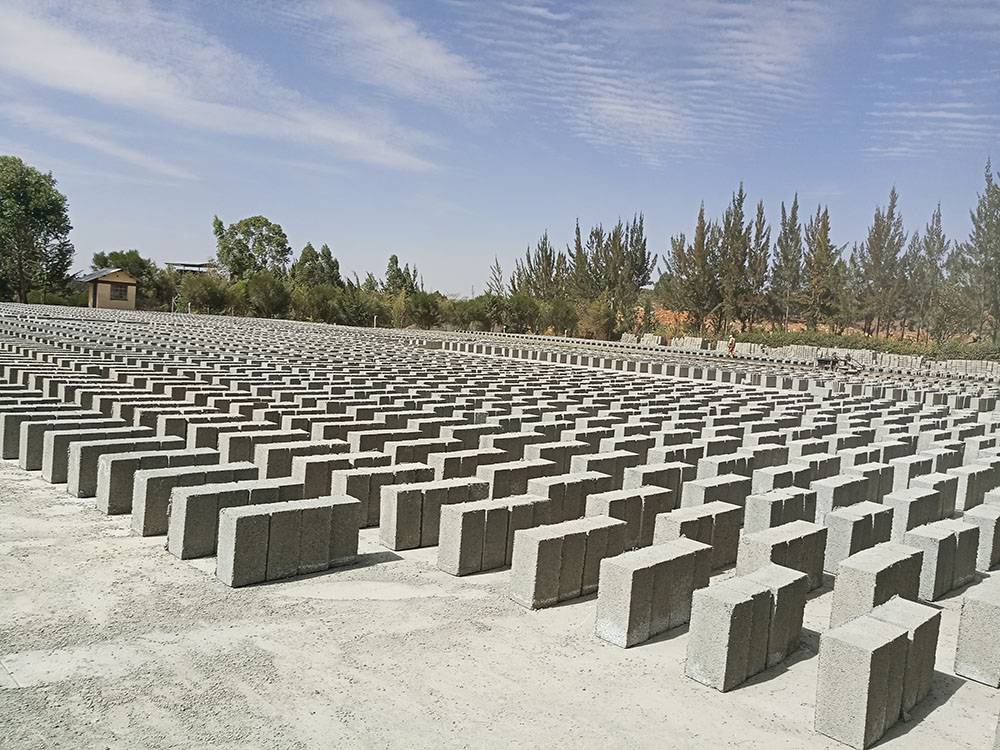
[751,463,813,494]
[843,462,893,503]
[684,577,773,691]
[216,495,361,587]
[253,439,348,479]
[131,462,260,536]
[622,461,695,496]
[736,520,827,590]
[330,462,435,527]
[884,487,942,541]
[954,578,1000,687]
[508,516,627,608]
[652,501,743,569]
[743,488,818,534]
[477,457,557,499]
[960,504,1000,571]
[289,451,392,497]
[830,543,924,627]
[824,502,894,575]
[379,477,490,550]
[94,444,219,514]
[890,454,933,492]
[903,519,979,600]
[568,450,642,489]
[595,538,711,647]
[67,435,185,497]
[680,473,752,509]
[527,471,615,523]
[585,486,675,549]
[949,463,996,512]
[437,494,550,575]
[814,616,909,749]
[910,472,959,519]
[811,474,870,523]
[743,564,809,668]
[868,597,941,715]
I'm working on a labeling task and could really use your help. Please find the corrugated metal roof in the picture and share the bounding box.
[76,268,125,283]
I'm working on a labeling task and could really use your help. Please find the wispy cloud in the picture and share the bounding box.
[0,0,438,173]
[270,0,495,113]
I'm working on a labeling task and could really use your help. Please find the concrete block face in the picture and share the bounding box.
[294,499,333,575]
[166,484,248,560]
[961,504,1000,570]
[736,520,827,590]
[911,472,959,518]
[557,530,587,602]
[653,501,742,569]
[481,503,510,572]
[812,474,870,523]
[823,502,893,575]
[903,523,959,600]
[815,616,909,749]
[509,527,563,609]
[680,473,751,509]
[595,553,655,647]
[437,503,485,576]
[328,495,362,566]
[954,578,1000,687]
[830,543,924,627]
[743,488,817,534]
[216,507,270,588]
[685,578,772,692]
[744,564,808,669]
[869,597,941,714]
[379,486,424,551]
[885,487,942,542]
[266,506,303,581]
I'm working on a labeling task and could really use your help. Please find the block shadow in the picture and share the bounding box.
[252,549,404,587]
[879,670,968,743]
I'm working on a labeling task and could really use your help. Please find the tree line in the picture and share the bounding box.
[657,160,1000,344]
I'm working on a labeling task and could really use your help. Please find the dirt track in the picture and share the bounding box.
[1,461,997,749]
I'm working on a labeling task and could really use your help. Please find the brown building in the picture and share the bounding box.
[77,268,138,310]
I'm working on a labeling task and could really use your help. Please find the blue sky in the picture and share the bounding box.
[0,0,997,296]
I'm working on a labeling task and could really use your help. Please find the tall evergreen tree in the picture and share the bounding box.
[964,159,1000,340]
[769,195,802,330]
[855,187,906,337]
[486,256,506,298]
[802,204,838,330]
[719,183,751,331]
[745,199,770,331]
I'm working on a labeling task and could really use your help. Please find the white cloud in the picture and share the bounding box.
[0,1,438,173]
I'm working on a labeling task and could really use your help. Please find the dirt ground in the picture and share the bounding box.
[1,461,997,750]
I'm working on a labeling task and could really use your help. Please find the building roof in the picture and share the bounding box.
[76,267,132,283]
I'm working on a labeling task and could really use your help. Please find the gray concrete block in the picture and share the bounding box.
[885,487,942,542]
[743,488,817,534]
[744,564,809,668]
[954,578,1000,687]
[830,543,924,627]
[266,505,303,581]
[216,506,269,588]
[509,525,563,609]
[824,502,893,575]
[736,520,827,590]
[869,596,940,715]
[653,501,743,569]
[815,616,908,749]
[812,474,870,523]
[680,473,752,509]
[961,504,1000,571]
[685,578,772,691]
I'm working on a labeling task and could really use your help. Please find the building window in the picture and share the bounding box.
[110,283,129,301]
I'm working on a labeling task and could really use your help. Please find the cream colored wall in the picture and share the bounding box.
[88,270,137,310]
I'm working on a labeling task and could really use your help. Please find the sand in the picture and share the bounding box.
[1,460,997,749]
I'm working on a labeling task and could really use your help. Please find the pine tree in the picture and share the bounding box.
[856,187,906,337]
[965,159,1000,340]
[486,256,506,298]
[802,205,838,330]
[719,184,750,331]
[769,195,802,330]
[745,200,770,331]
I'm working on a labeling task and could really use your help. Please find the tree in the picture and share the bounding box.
[965,159,1000,340]
[180,271,231,314]
[213,215,291,280]
[801,205,838,329]
[913,204,949,341]
[510,231,568,299]
[0,156,74,303]
[719,184,751,331]
[486,256,506,298]
[568,219,599,301]
[35,238,74,303]
[770,195,802,330]
[745,200,770,330]
[854,187,906,337]
[383,254,418,295]
[409,291,441,328]
[504,293,540,333]
[245,271,291,318]
[671,204,722,333]
[291,242,343,288]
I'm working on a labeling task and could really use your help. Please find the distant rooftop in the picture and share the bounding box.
[75,267,124,283]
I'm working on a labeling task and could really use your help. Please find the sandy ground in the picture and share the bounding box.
[1,461,998,750]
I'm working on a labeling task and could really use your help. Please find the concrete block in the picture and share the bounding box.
[869,597,940,714]
[830,543,924,627]
[884,487,942,542]
[961,504,1000,571]
[652,501,743,569]
[736,520,827,590]
[815,616,908,749]
[744,563,809,668]
[812,474,870,523]
[216,506,269,588]
[680,473,752,508]
[824,502,893,575]
[685,578,772,691]
[911,472,959,518]
[743,488,817,534]
[954,578,1000,687]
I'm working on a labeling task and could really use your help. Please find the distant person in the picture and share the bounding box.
[727,335,736,357]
